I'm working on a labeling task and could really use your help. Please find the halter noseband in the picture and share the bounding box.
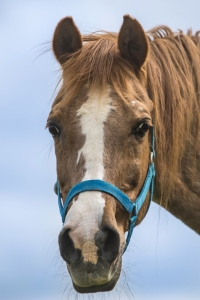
[54,125,155,253]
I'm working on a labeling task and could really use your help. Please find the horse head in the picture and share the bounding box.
[47,15,154,293]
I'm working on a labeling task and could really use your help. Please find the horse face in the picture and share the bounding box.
[47,15,153,293]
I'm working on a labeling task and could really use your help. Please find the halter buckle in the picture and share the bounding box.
[150,151,154,165]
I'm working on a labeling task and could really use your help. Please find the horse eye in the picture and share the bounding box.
[48,125,60,137]
[134,123,150,137]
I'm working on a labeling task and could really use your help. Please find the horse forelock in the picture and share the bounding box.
[52,32,140,108]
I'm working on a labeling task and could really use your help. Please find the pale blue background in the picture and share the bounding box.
[0,1,200,300]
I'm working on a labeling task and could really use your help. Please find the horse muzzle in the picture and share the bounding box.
[58,225,123,293]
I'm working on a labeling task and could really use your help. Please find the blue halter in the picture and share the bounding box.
[55,126,155,253]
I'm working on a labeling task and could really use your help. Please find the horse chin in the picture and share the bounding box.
[69,259,122,294]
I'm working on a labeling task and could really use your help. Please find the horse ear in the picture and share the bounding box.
[53,17,82,65]
[118,15,149,69]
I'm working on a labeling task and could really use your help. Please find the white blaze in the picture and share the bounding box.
[64,88,112,264]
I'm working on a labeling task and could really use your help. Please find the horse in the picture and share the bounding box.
[46,15,200,293]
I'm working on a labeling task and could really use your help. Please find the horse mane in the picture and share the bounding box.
[147,27,200,205]
[56,26,200,207]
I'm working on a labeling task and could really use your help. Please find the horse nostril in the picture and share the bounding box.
[96,227,120,264]
[103,227,120,263]
[58,228,81,265]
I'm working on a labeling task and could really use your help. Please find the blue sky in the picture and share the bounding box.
[1,1,200,300]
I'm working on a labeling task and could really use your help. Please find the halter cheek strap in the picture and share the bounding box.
[55,126,155,253]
